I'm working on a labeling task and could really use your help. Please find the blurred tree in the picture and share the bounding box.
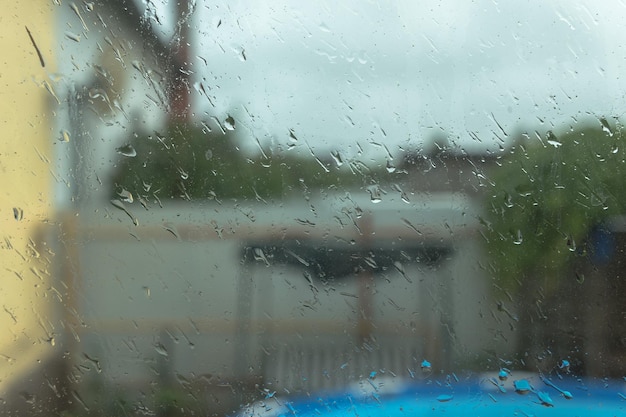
[110,123,387,202]
[485,121,625,289]
[483,120,626,367]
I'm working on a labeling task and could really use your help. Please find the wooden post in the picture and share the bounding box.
[357,214,374,342]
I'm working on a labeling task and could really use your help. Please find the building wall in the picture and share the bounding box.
[0,1,62,413]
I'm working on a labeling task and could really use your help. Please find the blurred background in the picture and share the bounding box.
[1,1,625,415]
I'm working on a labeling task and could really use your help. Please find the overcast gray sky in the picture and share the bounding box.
[145,0,626,159]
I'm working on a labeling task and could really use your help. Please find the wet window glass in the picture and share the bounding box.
[2,1,625,415]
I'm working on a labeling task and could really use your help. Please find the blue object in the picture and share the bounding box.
[236,374,625,417]
[589,224,614,265]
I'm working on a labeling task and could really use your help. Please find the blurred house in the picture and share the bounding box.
[48,3,515,407]
[0,0,178,414]
[65,137,513,403]
[0,1,63,414]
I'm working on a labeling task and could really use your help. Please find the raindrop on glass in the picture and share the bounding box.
[513,379,532,394]
[116,144,137,157]
[117,189,133,203]
[253,248,270,266]
[575,272,585,284]
[154,343,168,357]
[330,150,343,167]
[546,131,562,148]
[59,130,70,142]
[224,115,236,131]
[64,31,81,43]
[13,207,23,221]
[536,391,554,407]
[368,187,382,204]
[599,117,614,136]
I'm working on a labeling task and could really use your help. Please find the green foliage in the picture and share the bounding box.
[484,121,626,291]
[110,123,385,202]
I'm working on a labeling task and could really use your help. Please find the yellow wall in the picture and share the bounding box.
[0,0,57,389]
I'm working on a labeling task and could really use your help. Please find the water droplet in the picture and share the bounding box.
[504,192,514,208]
[42,80,60,104]
[163,225,180,240]
[367,187,382,204]
[600,117,614,136]
[205,149,213,160]
[154,343,168,357]
[356,50,368,65]
[541,374,574,399]
[369,371,377,379]
[575,272,585,284]
[558,359,570,372]
[436,394,453,402]
[513,229,523,245]
[224,115,235,130]
[386,160,396,173]
[393,261,412,283]
[402,218,422,235]
[70,1,89,31]
[489,377,507,393]
[253,248,270,266]
[72,390,90,412]
[116,144,137,157]
[536,391,554,407]
[83,353,102,373]
[117,189,133,203]
[59,130,71,142]
[330,150,343,167]
[421,359,431,370]
[177,166,189,180]
[546,131,561,147]
[64,31,81,43]
[513,379,532,394]
[110,199,138,226]
[498,368,509,381]
[13,207,23,221]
